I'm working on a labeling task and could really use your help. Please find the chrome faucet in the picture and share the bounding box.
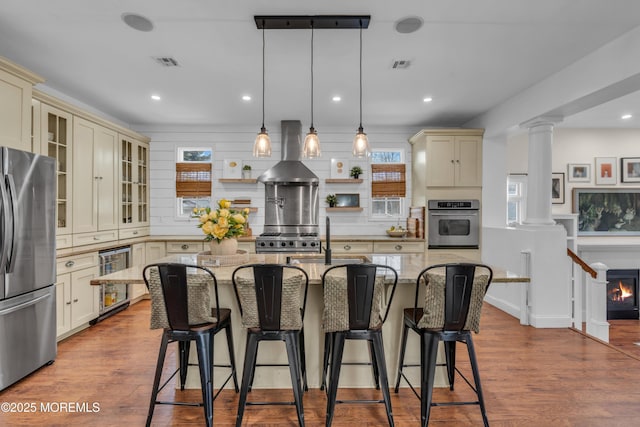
[324,216,332,265]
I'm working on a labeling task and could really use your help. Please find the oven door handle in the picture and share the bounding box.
[430,212,478,217]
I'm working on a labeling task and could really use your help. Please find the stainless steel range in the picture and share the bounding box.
[255,120,321,253]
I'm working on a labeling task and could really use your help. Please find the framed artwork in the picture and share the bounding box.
[552,173,564,204]
[595,157,616,185]
[573,188,640,235]
[335,193,360,207]
[223,159,241,178]
[567,163,591,182]
[621,157,640,183]
[330,158,349,179]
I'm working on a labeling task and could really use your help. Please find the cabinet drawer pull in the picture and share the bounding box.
[66,301,72,305]
[343,244,351,251]
[93,237,100,241]
[181,244,189,250]
[73,298,79,303]
[133,231,139,235]
[395,244,402,251]
[65,261,75,268]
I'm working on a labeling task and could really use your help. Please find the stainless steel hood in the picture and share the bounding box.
[257,120,319,183]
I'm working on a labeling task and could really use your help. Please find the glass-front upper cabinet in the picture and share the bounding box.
[40,103,73,236]
[119,135,149,228]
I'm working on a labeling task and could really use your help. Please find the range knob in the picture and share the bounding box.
[281,242,287,247]
[310,242,316,247]
[301,242,307,247]
[260,242,266,247]
[269,242,274,247]
[289,241,294,246]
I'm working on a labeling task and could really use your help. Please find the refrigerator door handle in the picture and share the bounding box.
[5,174,17,274]
[0,293,51,317]
[0,176,10,273]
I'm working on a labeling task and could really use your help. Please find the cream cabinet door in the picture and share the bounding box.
[0,69,33,152]
[455,135,482,187]
[56,273,72,337]
[426,135,456,186]
[73,117,118,233]
[145,242,166,262]
[119,135,149,228]
[70,265,100,329]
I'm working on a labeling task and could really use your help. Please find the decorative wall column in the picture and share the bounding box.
[520,116,563,225]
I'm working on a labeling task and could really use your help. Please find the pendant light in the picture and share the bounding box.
[253,24,271,157]
[352,22,371,158]
[303,24,321,158]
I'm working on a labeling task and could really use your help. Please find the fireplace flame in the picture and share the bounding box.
[610,281,634,302]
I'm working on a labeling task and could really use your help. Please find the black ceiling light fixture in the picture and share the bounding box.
[352,19,371,158]
[254,15,370,158]
[253,22,272,157]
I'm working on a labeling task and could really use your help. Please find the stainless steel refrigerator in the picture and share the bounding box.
[0,147,56,391]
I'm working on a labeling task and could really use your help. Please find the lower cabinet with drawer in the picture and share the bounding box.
[331,241,374,254]
[165,241,204,254]
[373,241,425,253]
[56,252,100,340]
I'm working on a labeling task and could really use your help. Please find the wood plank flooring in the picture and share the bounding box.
[2,300,640,426]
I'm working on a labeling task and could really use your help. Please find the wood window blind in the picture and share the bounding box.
[175,163,212,197]
[371,164,406,197]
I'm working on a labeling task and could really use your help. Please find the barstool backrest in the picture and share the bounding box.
[143,263,220,331]
[231,264,309,331]
[414,263,493,332]
[322,263,398,331]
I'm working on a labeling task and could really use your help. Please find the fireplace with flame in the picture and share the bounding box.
[606,269,640,320]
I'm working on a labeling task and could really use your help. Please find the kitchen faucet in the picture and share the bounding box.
[324,216,331,265]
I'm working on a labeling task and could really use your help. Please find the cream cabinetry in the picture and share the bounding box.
[129,242,148,301]
[119,135,149,228]
[410,129,484,189]
[238,241,256,254]
[166,241,204,253]
[0,57,43,152]
[72,117,118,236]
[331,241,374,254]
[56,253,100,339]
[146,241,167,262]
[373,241,425,253]
[40,103,73,239]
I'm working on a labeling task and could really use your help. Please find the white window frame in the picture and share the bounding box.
[176,147,213,219]
[370,148,406,221]
[507,174,527,226]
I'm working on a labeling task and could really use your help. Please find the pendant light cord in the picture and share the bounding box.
[358,23,363,130]
[310,25,315,129]
[261,24,266,130]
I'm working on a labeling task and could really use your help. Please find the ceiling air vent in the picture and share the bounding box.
[391,59,411,69]
[152,56,180,67]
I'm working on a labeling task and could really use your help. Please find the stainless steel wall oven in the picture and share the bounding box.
[428,200,480,249]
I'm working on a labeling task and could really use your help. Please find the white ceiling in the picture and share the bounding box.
[1,0,640,130]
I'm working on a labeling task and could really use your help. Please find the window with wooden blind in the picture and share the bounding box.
[176,163,212,197]
[371,164,406,197]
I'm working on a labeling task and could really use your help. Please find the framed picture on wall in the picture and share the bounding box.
[567,163,591,182]
[621,157,640,183]
[330,158,349,179]
[552,172,564,204]
[595,157,617,185]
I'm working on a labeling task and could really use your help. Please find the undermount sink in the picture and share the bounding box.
[288,254,370,265]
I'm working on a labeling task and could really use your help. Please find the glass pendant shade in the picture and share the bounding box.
[303,127,321,158]
[253,127,271,157]
[352,126,370,157]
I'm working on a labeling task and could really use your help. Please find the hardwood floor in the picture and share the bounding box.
[2,300,640,426]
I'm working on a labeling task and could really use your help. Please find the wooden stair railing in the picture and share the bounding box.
[567,248,597,278]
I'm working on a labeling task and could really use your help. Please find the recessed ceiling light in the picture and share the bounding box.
[151,94,161,101]
[332,96,341,102]
[622,114,633,119]
[122,13,154,32]
[423,97,433,103]
[395,16,423,34]
[242,95,252,101]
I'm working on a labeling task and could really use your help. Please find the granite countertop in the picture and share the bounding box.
[91,251,528,286]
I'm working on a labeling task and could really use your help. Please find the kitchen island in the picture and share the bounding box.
[92,251,528,389]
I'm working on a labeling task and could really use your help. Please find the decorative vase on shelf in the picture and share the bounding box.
[210,238,238,256]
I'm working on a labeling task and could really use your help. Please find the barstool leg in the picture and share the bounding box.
[394,318,410,392]
[299,327,308,392]
[179,340,190,390]
[195,333,214,427]
[285,332,305,426]
[420,333,439,427]
[320,332,332,391]
[466,335,489,427]
[371,332,394,426]
[368,339,380,389]
[326,332,346,427]
[444,340,457,390]
[224,321,239,392]
[146,331,169,427]
[236,333,259,427]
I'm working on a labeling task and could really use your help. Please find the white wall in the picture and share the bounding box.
[135,124,420,237]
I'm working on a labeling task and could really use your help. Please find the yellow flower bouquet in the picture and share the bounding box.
[192,199,250,242]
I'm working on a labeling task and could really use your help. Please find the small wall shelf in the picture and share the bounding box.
[326,207,363,212]
[325,178,363,184]
[218,178,258,183]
